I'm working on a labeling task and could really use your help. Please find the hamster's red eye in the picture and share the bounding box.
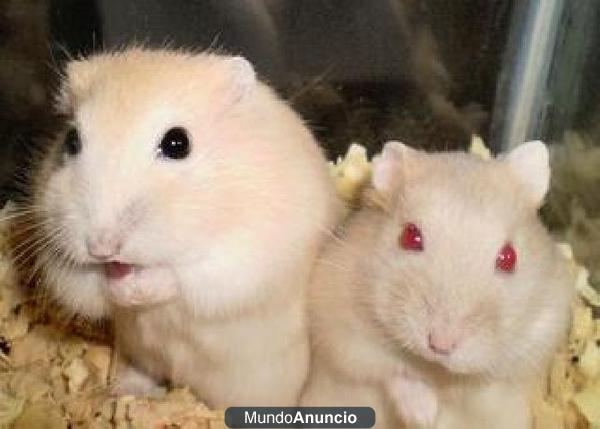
[496,243,517,272]
[400,223,424,251]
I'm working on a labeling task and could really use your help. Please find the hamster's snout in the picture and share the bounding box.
[86,230,123,260]
[427,330,459,355]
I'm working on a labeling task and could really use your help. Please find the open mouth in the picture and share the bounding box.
[103,261,134,280]
[100,261,180,307]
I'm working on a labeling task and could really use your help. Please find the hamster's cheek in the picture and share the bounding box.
[375,290,430,353]
[440,331,500,375]
[123,224,201,265]
[136,203,222,263]
[41,174,89,259]
[45,263,111,319]
[112,206,210,269]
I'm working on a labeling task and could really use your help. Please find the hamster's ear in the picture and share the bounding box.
[505,140,550,207]
[223,56,256,103]
[57,59,98,112]
[371,141,418,195]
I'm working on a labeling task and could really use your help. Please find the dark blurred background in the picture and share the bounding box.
[0,0,514,202]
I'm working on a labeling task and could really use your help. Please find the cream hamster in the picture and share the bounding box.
[21,48,339,406]
[300,141,573,428]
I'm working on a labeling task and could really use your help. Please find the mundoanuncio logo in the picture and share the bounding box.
[225,407,375,428]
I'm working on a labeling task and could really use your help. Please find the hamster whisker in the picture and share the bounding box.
[0,206,46,223]
[13,237,69,306]
[8,218,63,260]
[5,216,58,240]
[20,227,69,279]
[41,268,77,317]
[36,237,79,292]
[9,227,62,268]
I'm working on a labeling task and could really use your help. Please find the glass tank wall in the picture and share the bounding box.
[492,1,600,287]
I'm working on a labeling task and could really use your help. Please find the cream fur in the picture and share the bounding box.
[31,48,340,407]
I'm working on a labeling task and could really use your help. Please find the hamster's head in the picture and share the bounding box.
[366,141,573,379]
[31,48,317,319]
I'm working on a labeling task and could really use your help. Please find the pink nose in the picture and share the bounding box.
[86,232,121,259]
[428,331,457,355]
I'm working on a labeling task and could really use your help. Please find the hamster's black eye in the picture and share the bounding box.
[158,127,190,160]
[64,127,81,156]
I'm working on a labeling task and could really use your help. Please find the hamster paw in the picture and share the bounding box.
[111,364,167,398]
[107,265,179,307]
[386,372,438,428]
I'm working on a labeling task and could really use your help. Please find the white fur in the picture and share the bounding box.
[225,56,257,102]
[371,141,405,194]
[301,142,573,428]
[30,48,340,407]
[504,141,550,208]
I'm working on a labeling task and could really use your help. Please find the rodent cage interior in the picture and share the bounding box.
[0,1,599,428]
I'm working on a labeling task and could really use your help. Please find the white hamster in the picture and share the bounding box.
[301,141,573,428]
[21,48,339,407]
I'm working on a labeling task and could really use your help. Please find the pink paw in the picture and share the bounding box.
[386,372,438,428]
[111,364,166,398]
[107,265,179,307]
